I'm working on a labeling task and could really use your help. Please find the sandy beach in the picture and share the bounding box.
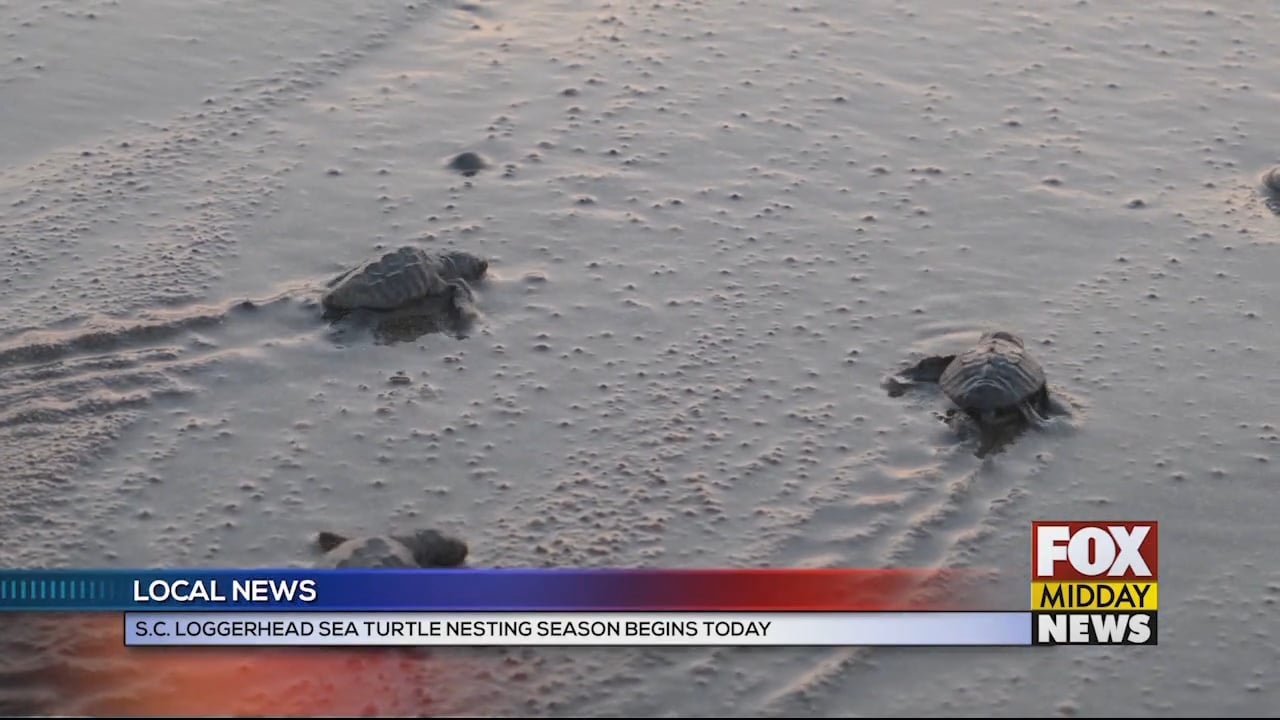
[1,0,1277,715]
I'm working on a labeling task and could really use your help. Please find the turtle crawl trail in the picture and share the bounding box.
[0,277,479,559]
[0,296,296,523]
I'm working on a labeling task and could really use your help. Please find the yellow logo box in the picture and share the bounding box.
[1031,582,1157,611]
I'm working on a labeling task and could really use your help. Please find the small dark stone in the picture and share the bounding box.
[448,151,488,176]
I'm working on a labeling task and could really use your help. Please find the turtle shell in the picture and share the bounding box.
[322,246,488,312]
[317,536,418,569]
[939,331,1046,411]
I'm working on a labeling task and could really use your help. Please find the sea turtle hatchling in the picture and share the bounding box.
[314,528,470,569]
[1260,167,1280,215]
[320,246,489,317]
[885,330,1071,454]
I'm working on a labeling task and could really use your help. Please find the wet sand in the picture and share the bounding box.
[1,0,1278,716]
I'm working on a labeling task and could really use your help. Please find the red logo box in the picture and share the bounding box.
[1031,521,1159,582]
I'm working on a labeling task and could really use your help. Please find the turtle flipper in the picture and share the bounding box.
[1042,389,1074,419]
[901,354,957,383]
[884,354,956,397]
[445,278,477,311]
[443,279,480,338]
[317,531,348,552]
[1018,400,1049,428]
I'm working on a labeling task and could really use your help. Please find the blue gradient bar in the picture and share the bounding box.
[123,611,1033,647]
[0,568,996,612]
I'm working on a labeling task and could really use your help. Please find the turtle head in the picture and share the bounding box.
[316,531,348,552]
[437,251,490,282]
[400,529,470,568]
[969,406,1020,430]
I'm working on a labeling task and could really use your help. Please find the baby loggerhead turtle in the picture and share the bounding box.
[1260,167,1280,215]
[318,245,490,342]
[885,330,1071,456]
[314,528,470,569]
[227,244,489,345]
[321,246,489,316]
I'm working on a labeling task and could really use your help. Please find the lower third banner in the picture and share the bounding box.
[123,611,1032,647]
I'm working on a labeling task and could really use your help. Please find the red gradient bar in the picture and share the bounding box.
[1,613,499,717]
[618,568,994,611]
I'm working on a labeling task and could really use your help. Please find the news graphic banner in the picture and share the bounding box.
[0,523,1159,648]
[1030,521,1159,646]
[0,567,1032,647]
